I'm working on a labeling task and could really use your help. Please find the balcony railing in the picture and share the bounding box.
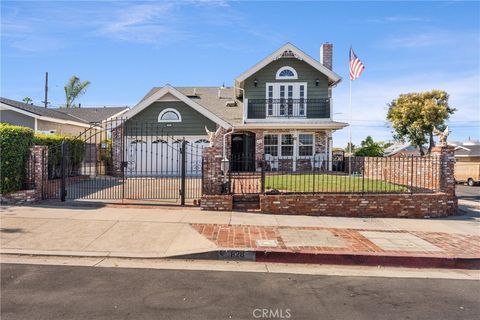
[246,98,330,119]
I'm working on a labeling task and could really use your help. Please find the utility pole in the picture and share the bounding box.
[42,72,49,108]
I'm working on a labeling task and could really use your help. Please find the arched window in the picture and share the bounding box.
[158,108,182,122]
[276,66,298,80]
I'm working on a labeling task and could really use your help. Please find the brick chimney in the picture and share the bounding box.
[320,43,333,70]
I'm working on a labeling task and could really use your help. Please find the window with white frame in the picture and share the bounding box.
[264,134,278,156]
[281,134,294,156]
[263,133,314,157]
[298,134,314,156]
[158,108,182,122]
[276,66,298,80]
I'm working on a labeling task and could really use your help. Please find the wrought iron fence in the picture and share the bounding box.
[247,98,330,118]
[226,155,441,194]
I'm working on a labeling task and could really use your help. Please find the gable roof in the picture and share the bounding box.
[57,106,129,123]
[139,86,243,126]
[125,85,235,128]
[455,145,480,157]
[0,97,88,123]
[235,43,342,86]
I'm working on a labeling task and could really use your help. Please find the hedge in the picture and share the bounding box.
[33,134,85,178]
[0,123,35,194]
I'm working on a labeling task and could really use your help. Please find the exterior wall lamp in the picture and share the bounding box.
[254,79,258,87]
[315,78,320,86]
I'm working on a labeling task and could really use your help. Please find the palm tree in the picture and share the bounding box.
[64,76,91,108]
[22,97,33,104]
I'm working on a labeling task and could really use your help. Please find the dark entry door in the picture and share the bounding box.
[231,133,256,172]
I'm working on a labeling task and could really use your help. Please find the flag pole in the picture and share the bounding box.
[348,77,352,175]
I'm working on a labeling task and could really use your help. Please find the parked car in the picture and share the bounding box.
[455,162,480,186]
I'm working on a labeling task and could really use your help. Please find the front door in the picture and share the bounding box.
[231,133,256,172]
[266,83,307,117]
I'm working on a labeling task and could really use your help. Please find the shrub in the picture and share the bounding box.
[0,123,34,193]
[33,134,85,178]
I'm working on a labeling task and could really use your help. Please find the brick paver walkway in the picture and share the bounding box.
[191,224,480,259]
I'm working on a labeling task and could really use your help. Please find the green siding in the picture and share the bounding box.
[244,58,330,119]
[126,101,217,136]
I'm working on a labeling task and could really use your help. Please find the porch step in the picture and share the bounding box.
[232,195,260,212]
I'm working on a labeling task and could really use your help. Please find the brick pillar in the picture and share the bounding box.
[202,126,228,195]
[432,145,457,214]
[112,124,124,177]
[202,147,224,195]
[30,145,48,197]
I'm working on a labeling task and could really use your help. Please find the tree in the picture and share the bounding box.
[387,90,455,155]
[354,136,384,157]
[64,76,90,108]
[22,97,32,104]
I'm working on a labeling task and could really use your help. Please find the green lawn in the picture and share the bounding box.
[264,173,408,193]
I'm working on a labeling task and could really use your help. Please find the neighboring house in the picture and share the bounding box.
[384,143,426,157]
[121,42,348,173]
[0,97,128,136]
[454,145,480,162]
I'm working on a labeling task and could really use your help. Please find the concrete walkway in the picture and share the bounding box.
[1,202,479,266]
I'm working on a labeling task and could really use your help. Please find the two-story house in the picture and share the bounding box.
[122,43,347,174]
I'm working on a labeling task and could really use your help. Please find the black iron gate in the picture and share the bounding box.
[43,118,206,204]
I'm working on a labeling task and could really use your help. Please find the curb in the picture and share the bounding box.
[174,250,480,270]
[2,249,479,270]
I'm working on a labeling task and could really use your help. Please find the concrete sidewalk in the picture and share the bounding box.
[1,203,479,268]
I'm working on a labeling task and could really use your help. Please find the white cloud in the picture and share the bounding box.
[367,16,432,23]
[96,3,184,44]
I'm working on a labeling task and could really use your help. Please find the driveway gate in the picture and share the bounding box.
[43,118,206,204]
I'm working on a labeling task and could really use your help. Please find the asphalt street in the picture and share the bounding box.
[1,263,479,320]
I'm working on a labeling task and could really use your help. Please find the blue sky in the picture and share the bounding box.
[1,0,479,147]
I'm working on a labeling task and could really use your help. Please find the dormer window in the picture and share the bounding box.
[158,108,182,122]
[276,66,298,80]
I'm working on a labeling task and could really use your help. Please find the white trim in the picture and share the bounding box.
[123,85,232,129]
[107,108,129,120]
[235,43,342,85]
[158,108,182,123]
[0,102,91,128]
[275,66,298,80]
[238,121,348,130]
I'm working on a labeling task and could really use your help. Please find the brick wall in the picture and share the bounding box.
[201,195,233,211]
[363,156,441,192]
[259,193,456,218]
[202,146,458,217]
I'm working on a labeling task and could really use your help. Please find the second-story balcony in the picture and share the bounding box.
[246,98,330,120]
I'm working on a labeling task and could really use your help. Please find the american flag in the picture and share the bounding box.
[349,47,365,80]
